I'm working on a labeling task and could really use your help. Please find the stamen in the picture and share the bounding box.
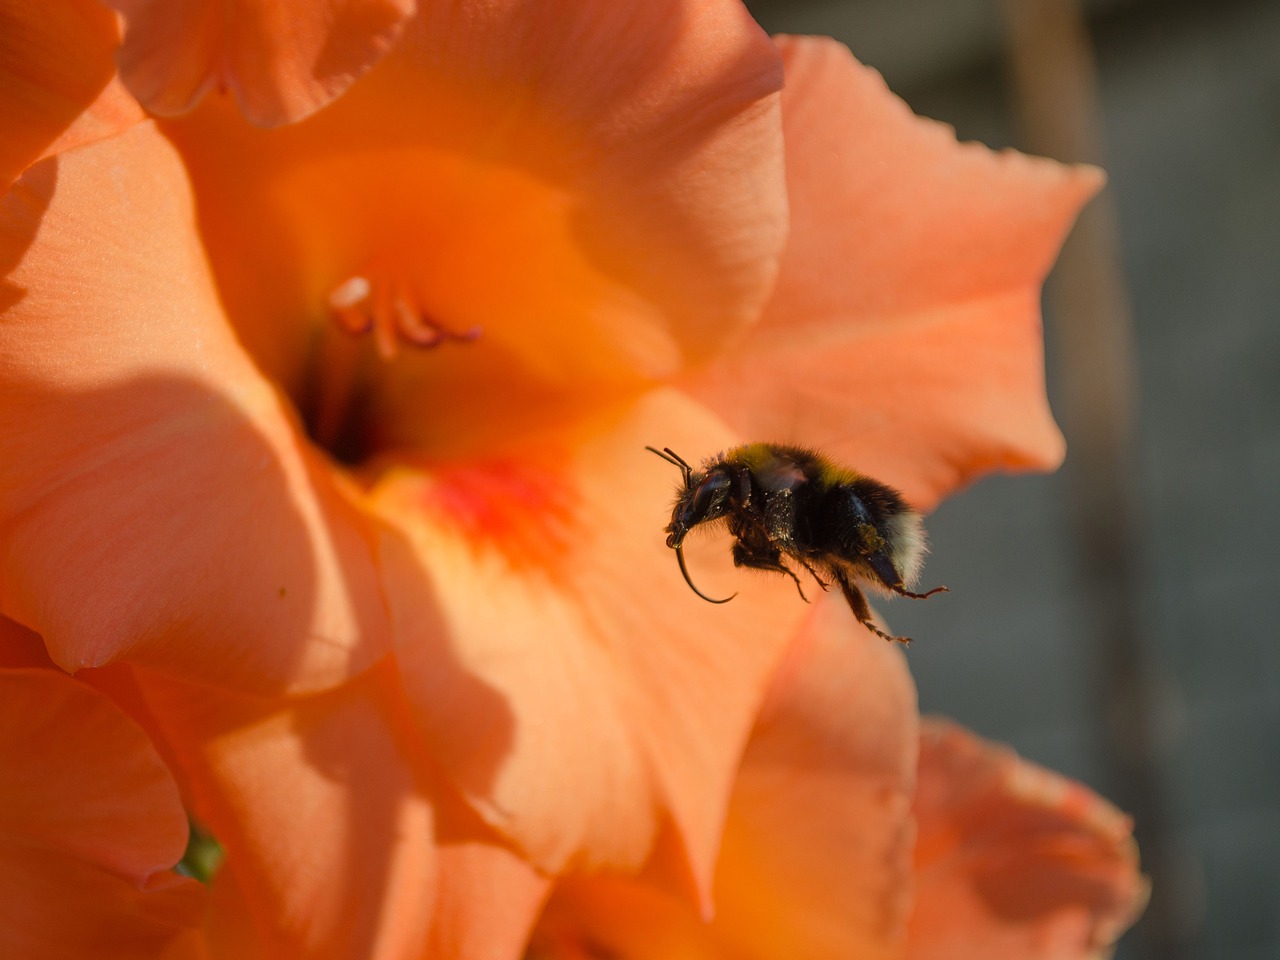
[328,276,374,333]
[326,273,483,360]
[308,272,483,462]
[329,275,372,310]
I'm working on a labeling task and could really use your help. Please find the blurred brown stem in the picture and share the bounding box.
[999,2,1200,958]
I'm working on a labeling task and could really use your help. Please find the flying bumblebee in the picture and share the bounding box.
[647,443,947,644]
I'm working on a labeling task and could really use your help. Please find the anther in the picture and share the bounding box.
[327,274,482,359]
[328,276,374,334]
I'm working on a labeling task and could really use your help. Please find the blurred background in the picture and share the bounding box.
[744,1,1279,958]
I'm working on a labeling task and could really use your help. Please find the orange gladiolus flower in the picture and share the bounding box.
[0,1,1145,956]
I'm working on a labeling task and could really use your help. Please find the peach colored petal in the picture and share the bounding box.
[199,864,271,960]
[159,0,785,446]
[0,669,188,883]
[377,389,808,893]
[132,662,436,960]
[0,0,143,188]
[0,612,51,668]
[426,830,551,960]
[712,597,918,959]
[532,874,724,960]
[529,598,918,960]
[107,0,415,126]
[906,720,1148,960]
[687,37,1103,509]
[2,856,208,960]
[0,667,205,958]
[0,122,390,694]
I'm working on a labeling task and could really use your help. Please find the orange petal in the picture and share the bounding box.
[158,0,786,443]
[529,598,919,960]
[687,37,1103,508]
[132,661,437,960]
[426,831,550,960]
[0,613,52,669]
[107,0,415,126]
[711,597,919,959]
[532,874,721,960]
[906,720,1148,960]
[0,667,205,958]
[0,122,389,694]
[0,0,143,187]
[378,389,807,891]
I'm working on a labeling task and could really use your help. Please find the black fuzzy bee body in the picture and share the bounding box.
[648,443,946,644]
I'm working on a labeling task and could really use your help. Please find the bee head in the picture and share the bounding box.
[665,470,734,547]
[646,447,734,547]
[646,446,739,606]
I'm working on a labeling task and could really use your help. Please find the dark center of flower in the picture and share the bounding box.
[299,272,483,466]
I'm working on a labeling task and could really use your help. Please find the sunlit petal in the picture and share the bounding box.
[688,37,1103,508]
[159,0,786,453]
[713,597,918,958]
[379,389,806,890]
[426,834,550,960]
[529,596,919,960]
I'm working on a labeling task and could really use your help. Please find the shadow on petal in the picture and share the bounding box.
[131,660,440,959]
[0,370,390,694]
[0,129,394,695]
[0,0,143,187]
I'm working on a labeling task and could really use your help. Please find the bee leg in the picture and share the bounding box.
[833,569,911,645]
[864,552,948,601]
[732,541,811,603]
[795,557,831,592]
[894,584,949,600]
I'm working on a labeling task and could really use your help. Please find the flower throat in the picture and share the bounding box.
[300,273,482,465]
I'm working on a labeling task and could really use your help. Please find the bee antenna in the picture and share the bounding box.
[645,445,693,485]
[675,543,736,605]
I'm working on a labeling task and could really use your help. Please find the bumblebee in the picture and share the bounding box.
[647,443,946,644]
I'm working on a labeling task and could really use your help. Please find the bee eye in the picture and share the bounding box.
[688,473,732,519]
